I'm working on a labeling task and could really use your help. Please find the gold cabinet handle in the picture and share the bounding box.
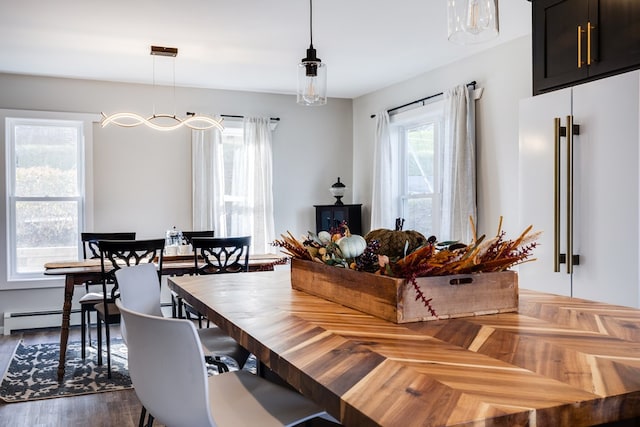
[566,115,574,274]
[554,118,561,273]
[577,25,584,68]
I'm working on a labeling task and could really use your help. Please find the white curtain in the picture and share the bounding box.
[192,127,226,234]
[441,84,477,242]
[191,117,275,254]
[233,117,275,254]
[370,111,398,230]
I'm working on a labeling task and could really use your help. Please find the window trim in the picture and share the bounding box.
[1,109,99,289]
[390,100,444,237]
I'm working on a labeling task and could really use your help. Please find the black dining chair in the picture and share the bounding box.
[95,238,164,378]
[181,236,251,326]
[181,230,214,245]
[78,232,136,359]
[183,236,252,369]
[171,230,215,318]
[192,236,251,275]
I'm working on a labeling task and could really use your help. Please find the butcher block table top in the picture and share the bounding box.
[167,270,640,427]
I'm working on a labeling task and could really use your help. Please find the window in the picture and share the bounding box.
[192,117,275,254]
[220,125,246,234]
[6,116,87,281]
[391,101,444,238]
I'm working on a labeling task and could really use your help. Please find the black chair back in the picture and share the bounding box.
[99,239,165,300]
[182,230,214,245]
[192,236,251,275]
[82,232,136,259]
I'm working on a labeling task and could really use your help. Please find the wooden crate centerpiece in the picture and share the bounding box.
[290,258,518,323]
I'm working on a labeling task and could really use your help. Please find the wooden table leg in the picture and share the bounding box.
[57,275,75,382]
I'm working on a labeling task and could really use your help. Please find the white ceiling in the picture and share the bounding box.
[0,1,532,99]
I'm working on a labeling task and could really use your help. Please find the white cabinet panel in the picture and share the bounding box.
[519,88,572,297]
[571,72,639,306]
[518,70,640,307]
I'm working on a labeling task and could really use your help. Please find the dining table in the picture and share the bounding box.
[44,253,285,381]
[168,269,640,427]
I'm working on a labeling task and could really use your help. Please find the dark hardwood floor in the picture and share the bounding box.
[0,325,151,427]
[0,326,334,427]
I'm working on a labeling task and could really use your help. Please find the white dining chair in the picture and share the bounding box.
[114,263,248,371]
[116,299,331,427]
[115,264,247,425]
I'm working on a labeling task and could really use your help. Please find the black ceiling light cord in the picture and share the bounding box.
[302,0,320,77]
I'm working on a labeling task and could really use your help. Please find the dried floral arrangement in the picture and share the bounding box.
[272,217,540,316]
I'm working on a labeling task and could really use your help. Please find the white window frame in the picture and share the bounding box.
[1,110,98,289]
[390,100,445,237]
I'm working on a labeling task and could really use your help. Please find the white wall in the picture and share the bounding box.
[352,35,532,239]
[0,73,352,325]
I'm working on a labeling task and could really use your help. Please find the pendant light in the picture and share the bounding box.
[447,0,499,45]
[101,46,224,131]
[297,0,327,106]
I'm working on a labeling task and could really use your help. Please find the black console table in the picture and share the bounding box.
[314,204,362,235]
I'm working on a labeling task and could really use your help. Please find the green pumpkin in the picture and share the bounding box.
[337,233,367,259]
[364,228,427,259]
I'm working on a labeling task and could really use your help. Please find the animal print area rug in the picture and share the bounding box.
[0,339,132,402]
[0,339,257,403]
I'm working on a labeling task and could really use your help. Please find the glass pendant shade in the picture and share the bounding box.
[297,0,327,106]
[297,57,327,106]
[447,0,499,44]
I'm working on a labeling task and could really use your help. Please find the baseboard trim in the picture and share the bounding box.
[3,309,82,336]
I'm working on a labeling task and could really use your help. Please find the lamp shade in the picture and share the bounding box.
[297,48,327,106]
[447,0,499,44]
[297,0,327,106]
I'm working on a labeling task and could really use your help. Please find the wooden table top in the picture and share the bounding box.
[168,270,640,427]
[43,253,285,276]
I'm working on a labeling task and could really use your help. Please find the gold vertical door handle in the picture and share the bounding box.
[577,25,584,68]
[566,115,574,274]
[554,118,561,273]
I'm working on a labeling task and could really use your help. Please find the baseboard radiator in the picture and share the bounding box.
[2,303,174,335]
[3,309,83,336]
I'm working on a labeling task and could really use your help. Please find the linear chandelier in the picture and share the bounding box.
[101,46,224,132]
[100,112,224,131]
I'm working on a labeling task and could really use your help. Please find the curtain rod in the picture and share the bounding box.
[187,112,280,122]
[370,80,476,119]
[221,114,280,122]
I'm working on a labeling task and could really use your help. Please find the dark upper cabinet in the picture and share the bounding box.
[314,204,362,236]
[533,0,640,95]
